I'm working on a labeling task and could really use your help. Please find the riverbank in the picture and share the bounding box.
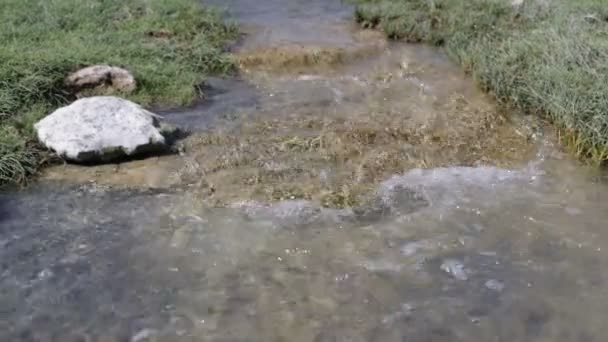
[354,0,608,164]
[0,0,237,186]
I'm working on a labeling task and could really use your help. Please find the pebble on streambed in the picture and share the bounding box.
[485,279,505,292]
[440,259,469,281]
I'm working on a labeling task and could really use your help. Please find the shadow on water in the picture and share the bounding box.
[0,194,13,224]
[156,77,259,131]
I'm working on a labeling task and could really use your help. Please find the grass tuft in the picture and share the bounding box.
[0,127,39,186]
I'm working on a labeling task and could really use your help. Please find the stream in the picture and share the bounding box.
[2,0,608,341]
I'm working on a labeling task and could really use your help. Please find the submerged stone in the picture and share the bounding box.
[440,259,468,281]
[130,329,158,342]
[234,200,323,226]
[485,279,505,292]
[400,240,434,257]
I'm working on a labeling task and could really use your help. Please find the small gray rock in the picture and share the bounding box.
[130,329,158,342]
[400,240,433,257]
[66,65,136,94]
[440,259,468,281]
[485,279,505,292]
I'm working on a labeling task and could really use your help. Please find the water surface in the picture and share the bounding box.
[2,0,608,341]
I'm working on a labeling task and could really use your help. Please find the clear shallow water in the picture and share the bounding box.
[203,0,355,49]
[156,77,259,131]
[3,0,608,341]
[2,158,608,341]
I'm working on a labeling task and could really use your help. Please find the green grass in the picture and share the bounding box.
[0,0,238,186]
[353,0,608,164]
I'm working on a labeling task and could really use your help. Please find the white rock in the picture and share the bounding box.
[35,96,168,163]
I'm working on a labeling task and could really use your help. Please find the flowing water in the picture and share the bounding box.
[2,0,608,341]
